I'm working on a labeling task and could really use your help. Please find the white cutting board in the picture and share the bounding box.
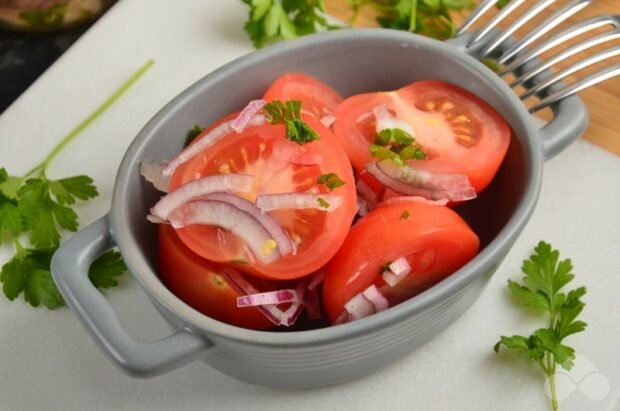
[0,1,618,410]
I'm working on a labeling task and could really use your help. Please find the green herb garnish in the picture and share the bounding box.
[264,100,320,144]
[317,197,330,208]
[0,59,153,309]
[241,0,336,48]
[317,173,346,191]
[370,127,426,166]
[494,241,587,411]
[369,144,404,166]
[241,0,477,47]
[400,210,410,220]
[19,3,67,29]
[185,124,204,147]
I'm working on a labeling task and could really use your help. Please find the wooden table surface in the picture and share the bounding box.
[326,0,620,156]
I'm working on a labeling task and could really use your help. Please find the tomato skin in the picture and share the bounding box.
[158,224,275,330]
[169,115,357,281]
[322,203,479,324]
[333,81,510,195]
[263,73,343,119]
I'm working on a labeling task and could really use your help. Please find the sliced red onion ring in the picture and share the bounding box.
[382,257,411,287]
[167,200,280,264]
[149,174,253,221]
[373,104,414,135]
[202,192,295,257]
[256,193,343,212]
[362,284,389,312]
[320,114,336,128]
[376,160,472,191]
[341,284,390,323]
[221,268,309,326]
[356,197,369,217]
[236,289,300,307]
[366,162,476,202]
[307,271,324,290]
[344,293,375,321]
[140,160,170,192]
[230,100,266,133]
[162,114,265,176]
[381,195,449,207]
[222,268,282,325]
[356,179,379,207]
[273,140,323,166]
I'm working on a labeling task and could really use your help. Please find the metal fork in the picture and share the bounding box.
[457,0,620,113]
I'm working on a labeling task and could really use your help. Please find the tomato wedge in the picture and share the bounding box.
[158,224,276,330]
[322,202,479,324]
[333,80,510,194]
[169,114,357,281]
[263,73,343,119]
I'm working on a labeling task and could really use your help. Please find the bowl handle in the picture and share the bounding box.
[51,215,212,377]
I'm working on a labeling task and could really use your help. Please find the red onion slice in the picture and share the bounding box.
[382,257,411,287]
[307,271,324,290]
[256,193,343,212]
[381,195,449,207]
[304,286,322,320]
[150,174,253,221]
[376,160,472,191]
[320,114,336,128]
[373,104,414,135]
[162,114,265,176]
[230,100,266,133]
[362,284,389,312]
[167,200,280,264]
[344,293,375,321]
[237,289,300,307]
[222,268,282,325]
[140,160,170,192]
[201,192,295,256]
[366,162,476,202]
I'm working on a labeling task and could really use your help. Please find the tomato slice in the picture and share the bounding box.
[263,73,343,119]
[169,114,357,281]
[333,80,510,194]
[322,202,479,324]
[158,224,275,330]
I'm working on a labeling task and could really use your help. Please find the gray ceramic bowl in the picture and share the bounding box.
[51,29,588,389]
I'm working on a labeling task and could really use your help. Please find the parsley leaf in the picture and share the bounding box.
[369,144,404,166]
[89,250,127,289]
[185,124,204,147]
[400,210,410,220]
[317,197,330,208]
[242,0,333,48]
[371,127,426,165]
[18,176,98,248]
[495,241,587,410]
[317,173,346,191]
[0,246,126,309]
[264,100,320,144]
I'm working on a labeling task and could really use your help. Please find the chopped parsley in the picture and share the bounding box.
[400,210,410,220]
[264,100,320,145]
[317,173,346,191]
[317,197,330,209]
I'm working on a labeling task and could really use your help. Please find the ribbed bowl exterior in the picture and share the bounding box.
[155,261,499,389]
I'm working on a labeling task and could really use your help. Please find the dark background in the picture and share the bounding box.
[0,19,102,114]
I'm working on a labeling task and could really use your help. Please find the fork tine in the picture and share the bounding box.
[457,0,500,36]
[511,29,620,87]
[521,46,620,100]
[481,0,558,57]
[530,63,620,112]
[500,15,620,75]
[468,0,528,47]
[497,0,592,65]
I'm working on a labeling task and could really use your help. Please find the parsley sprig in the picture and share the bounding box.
[369,127,426,166]
[0,59,154,309]
[317,173,346,191]
[264,100,320,144]
[494,241,587,411]
[241,0,476,47]
[242,0,336,48]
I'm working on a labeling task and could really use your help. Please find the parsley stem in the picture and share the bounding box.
[546,353,559,411]
[30,59,155,177]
